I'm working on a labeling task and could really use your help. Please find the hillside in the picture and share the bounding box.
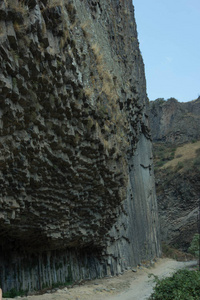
[149,98,200,251]
[149,97,200,144]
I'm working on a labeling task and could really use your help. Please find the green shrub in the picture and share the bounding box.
[3,288,28,298]
[149,269,200,299]
[161,243,175,258]
[155,98,165,104]
[156,161,166,168]
[176,161,184,170]
[193,156,200,169]
[188,233,200,258]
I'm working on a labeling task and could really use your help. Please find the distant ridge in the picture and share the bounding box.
[149,97,200,144]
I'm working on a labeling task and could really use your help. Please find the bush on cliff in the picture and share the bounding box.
[149,269,200,299]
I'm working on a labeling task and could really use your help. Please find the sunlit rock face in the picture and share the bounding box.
[149,97,200,144]
[0,0,160,292]
[149,97,200,251]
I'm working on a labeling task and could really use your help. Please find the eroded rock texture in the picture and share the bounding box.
[149,97,200,144]
[149,98,200,251]
[0,0,160,292]
[155,168,200,251]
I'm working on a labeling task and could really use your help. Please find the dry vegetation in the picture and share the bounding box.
[7,0,129,179]
[90,43,119,103]
[161,141,200,170]
[161,242,195,261]
[154,140,200,173]
[82,34,129,163]
[5,0,28,13]
[47,0,64,7]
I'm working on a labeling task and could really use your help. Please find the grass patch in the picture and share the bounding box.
[160,141,200,170]
[153,143,176,171]
[153,141,200,173]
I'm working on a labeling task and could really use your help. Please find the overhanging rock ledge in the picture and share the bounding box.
[0,0,160,292]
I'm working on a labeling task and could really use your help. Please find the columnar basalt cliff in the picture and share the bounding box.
[0,0,160,292]
[149,98,200,251]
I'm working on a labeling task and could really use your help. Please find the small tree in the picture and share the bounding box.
[188,233,200,258]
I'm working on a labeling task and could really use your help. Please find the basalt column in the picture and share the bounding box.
[0,0,160,292]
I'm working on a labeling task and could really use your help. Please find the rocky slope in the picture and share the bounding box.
[0,0,160,294]
[149,97,200,144]
[149,98,200,251]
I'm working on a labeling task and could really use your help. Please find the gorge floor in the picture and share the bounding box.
[3,258,197,300]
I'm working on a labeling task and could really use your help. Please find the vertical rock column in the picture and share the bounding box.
[0,0,160,292]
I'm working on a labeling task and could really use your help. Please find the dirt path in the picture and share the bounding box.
[107,259,197,300]
[3,258,197,300]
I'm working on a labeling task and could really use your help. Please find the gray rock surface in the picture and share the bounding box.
[0,0,160,293]
[149,97,200,144]
[149,97,200,250]
[155,168,200,251]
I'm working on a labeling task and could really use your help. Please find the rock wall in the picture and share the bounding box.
[0,0,160,292]
[149,97,200,144]
[149,97,200,251]
[155,168,200,251]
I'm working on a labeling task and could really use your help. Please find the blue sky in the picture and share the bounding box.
[132,0,200,102]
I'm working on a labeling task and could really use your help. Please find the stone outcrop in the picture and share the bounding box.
[149,97,200,251]
[155,166,200,251]
[149,97,200,144]
[0,0,160,293]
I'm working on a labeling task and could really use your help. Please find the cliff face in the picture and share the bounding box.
[155,166,200,251]
[149,97,200,144]
[0,0,160,292]
[149,98,200,251]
